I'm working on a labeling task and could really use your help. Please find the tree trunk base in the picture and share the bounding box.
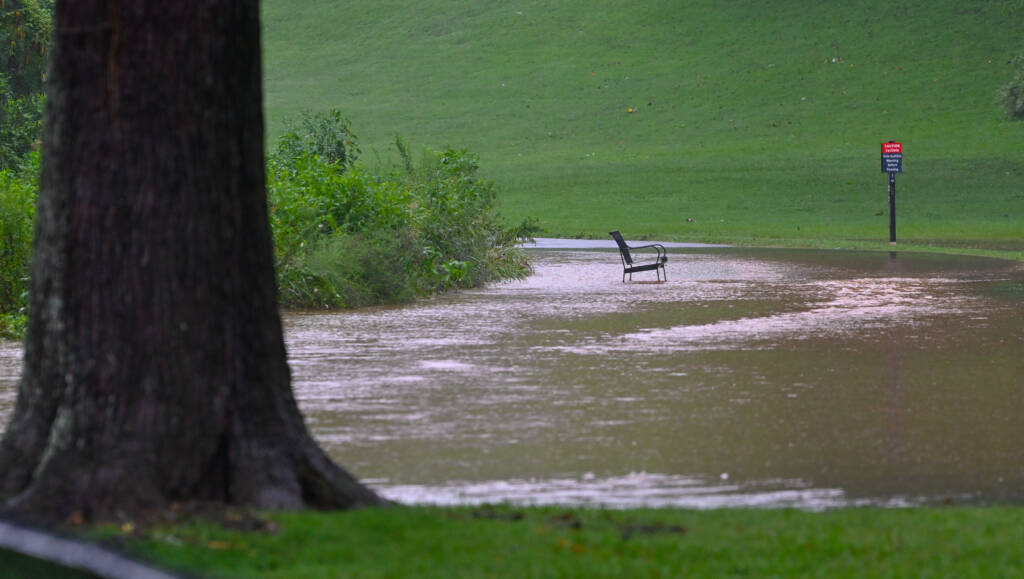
[0,0,388,524]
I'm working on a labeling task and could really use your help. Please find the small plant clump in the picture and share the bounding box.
[997,54,1024,120]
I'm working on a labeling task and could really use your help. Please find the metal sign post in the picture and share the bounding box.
[881,141,903,244]
[888,172,896,243]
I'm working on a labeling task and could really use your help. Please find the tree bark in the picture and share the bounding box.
[0,0,384,522]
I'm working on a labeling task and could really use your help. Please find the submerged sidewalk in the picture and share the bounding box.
[522,237,728,250]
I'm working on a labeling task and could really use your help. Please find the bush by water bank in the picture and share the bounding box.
[268,117,534,309]
[0,114,536,337]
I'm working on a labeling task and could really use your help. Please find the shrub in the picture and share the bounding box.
[306,230,417,308]
[0,153,38,318]
[1,0,51,171]
[0,107,535,329]
[409,148,532,288]
[0,312,27,340]
[267,127,534,309]
[0,90,44,171]
[997,54,1024,120]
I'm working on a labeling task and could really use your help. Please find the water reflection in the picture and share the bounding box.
[1,248,1022,509]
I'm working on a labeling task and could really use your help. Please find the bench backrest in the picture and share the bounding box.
[608,230,634,265]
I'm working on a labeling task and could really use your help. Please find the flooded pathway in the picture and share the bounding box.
[1,247,1023,509]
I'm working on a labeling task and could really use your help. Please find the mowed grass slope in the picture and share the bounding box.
[262,0,1024,253]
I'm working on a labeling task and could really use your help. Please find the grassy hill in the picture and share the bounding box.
[261,0,1023,255]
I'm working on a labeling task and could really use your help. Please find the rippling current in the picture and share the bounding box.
[2,247,1022,509]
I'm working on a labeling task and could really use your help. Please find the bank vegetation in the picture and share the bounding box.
[0,111,535,338]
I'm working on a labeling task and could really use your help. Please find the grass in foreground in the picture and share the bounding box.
[111,505,1024,578]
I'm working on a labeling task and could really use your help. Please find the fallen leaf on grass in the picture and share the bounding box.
[619,521,687,540]
[471,507,525,522]
[556,537,586,553]
[548,512,583,530]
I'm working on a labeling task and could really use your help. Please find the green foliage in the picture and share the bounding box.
[0,153,37,320]
[997,54,1024,120]
[0,88,43,170]
[0,0,50,171]
[0,311,26,339]
[305,231,418,307]
[394,133,415,176]
[0,109,531,329]
[0,0,52,96]
[275,109,360,171]
[410,148,534,287]
[268,126,534,309]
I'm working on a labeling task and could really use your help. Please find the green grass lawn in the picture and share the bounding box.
[115,505,1024,578]
[261,0,1023,257]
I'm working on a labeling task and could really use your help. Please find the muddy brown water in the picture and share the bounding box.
[1,247,1022,509]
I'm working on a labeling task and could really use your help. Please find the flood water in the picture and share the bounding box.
[1,247,1022,509]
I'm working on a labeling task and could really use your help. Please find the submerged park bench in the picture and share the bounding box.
[609,230,668,282]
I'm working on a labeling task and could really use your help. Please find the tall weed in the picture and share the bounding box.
[0,154,37,315]
[0,155,37,338]
[275,109,360,170]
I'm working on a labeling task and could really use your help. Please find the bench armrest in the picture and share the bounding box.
[628,243,667,261]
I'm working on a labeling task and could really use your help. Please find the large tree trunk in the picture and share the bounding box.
[0,1,383,521]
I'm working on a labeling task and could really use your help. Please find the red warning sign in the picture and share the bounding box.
[881,142,902,155]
